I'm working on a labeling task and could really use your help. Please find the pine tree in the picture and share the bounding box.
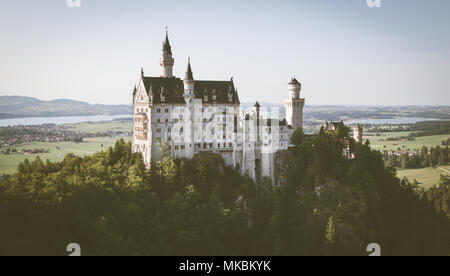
[325,216,335,244]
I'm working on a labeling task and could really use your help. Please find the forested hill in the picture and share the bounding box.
[0,131,449,256]
[0,96,132,119]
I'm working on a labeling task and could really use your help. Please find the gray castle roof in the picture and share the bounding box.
[194,80,239,104]
[141,76,240,105]
[143,77,184,104]
[324,121,345,131]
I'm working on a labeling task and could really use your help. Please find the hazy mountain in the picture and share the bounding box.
[0,96,133,119]
[1,96,448,121]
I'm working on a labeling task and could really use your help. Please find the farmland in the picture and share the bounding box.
[0,136,131,175]
[365,131,449,152]
[62,119,133,134]
[397,166,450,189]
[0,119,133,175]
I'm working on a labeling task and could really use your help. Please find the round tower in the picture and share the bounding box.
[288,77,301,99]
[284,77,305,130]
[353,124,363,144]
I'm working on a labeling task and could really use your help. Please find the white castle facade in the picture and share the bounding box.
[132,31,305,185]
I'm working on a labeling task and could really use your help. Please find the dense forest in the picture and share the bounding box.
[0,128,449,256]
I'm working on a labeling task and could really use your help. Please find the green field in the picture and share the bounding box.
[0,137,131,175]
[397,166,450,189]
[365,131,449,152]
[0,120,134,175]
[62,120,133,134]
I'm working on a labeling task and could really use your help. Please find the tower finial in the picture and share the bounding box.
[165,26,168,36]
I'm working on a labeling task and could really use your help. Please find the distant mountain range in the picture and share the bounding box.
[0,96,133,119]
[1,96,449,121]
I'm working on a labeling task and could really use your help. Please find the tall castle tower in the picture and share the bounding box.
[160,29,174,77]
[183,58,196,159]
[284,77,305,130]
[353,124,363,144]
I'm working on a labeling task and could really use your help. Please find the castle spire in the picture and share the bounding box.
[160,27,174,78]
[162,27,172,55]
[184,57,194,81]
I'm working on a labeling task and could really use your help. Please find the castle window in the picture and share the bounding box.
[181,145,185,150]
[165,108,169,113]
[165,118,169,123]
[157,128,161,133]
[157,108,161,113]
[157,119,161,123]
[175,145,179,150]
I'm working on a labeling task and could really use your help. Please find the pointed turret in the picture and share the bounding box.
[160,28,175,77]
[162,29,173,55]
[184,57,194,81]
[183,57,195,98]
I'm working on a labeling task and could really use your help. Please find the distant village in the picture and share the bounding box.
[0,123,131,155]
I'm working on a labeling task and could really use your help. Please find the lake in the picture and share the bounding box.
[0,115,445,127]
[344,117,445,125]
[0,114,133,127]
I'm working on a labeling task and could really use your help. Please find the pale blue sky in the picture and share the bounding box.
[0,0,449,105]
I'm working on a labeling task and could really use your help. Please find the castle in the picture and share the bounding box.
[132,31,360,185]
